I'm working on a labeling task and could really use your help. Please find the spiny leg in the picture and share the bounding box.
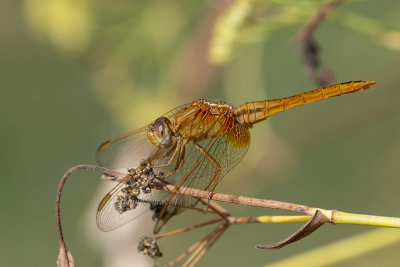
[152,140,181,169]
[162,139,187,178]
[151,138,187,184]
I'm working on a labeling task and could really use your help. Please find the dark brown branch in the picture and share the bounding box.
[301,36,334,87]
[291,0,344,86]
[291,0,346,44]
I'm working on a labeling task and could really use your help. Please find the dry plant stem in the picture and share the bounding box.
[155,180,400,263]
[57,165,400,267]
[291,0,346,44]
[183,223,227,267]
[165,214,321,266]
[166,223,223,267]
[156,218,224,240]
[152,182,400,229]
[183,238,210,267]
[108,172,312,215]
[159,215,311,264]
[166,238,203,267]
[158,215,310,240]
[56,165,122,266]
[152,182,314,215]
[188,224,228,267]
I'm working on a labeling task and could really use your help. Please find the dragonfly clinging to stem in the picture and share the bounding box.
[96,80,376,233]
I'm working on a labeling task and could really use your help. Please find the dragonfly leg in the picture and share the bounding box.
[151,139,188,182]
[152,141,181,169]
[160,139,188,179]
[193,142,221,207]
[152,144,188,234]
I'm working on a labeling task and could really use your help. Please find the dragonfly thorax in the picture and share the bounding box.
[173,99,237,141]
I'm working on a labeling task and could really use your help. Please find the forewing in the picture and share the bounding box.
[96,126,157,170]
[96,104,190,231]
[97,103,188,170]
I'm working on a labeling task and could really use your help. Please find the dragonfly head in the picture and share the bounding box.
[148,117,174,147]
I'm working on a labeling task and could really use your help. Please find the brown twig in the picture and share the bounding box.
[55,164,357,267]
[166,238,203,267]
[150,179,323,266]
[183,223,228,267]
[291,0,344,86]
[151,181,314,216]
[291,0,346,45]
[165,223,224,267]
[188,223,228,267]
[56,165,122,267]
[156,218,223,240]
[301,36,334,87]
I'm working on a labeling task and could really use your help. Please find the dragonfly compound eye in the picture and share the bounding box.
[149,117,172,147]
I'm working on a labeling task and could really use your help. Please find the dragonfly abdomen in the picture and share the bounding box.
[234,80,376,127]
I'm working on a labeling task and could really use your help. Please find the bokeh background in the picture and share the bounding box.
[1,0,400,266]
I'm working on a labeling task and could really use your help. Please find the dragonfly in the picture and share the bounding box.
[96,80,376,234]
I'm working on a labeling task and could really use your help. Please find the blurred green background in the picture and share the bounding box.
[1,0,400,266]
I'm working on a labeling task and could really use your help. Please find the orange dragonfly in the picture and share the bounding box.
[96,80,375,233]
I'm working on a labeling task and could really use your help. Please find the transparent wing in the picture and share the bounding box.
[96,179,158,232]
[97,103,188,170]
[96,126,156,170]
[96,103,189,231]
[152,115,251,233]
